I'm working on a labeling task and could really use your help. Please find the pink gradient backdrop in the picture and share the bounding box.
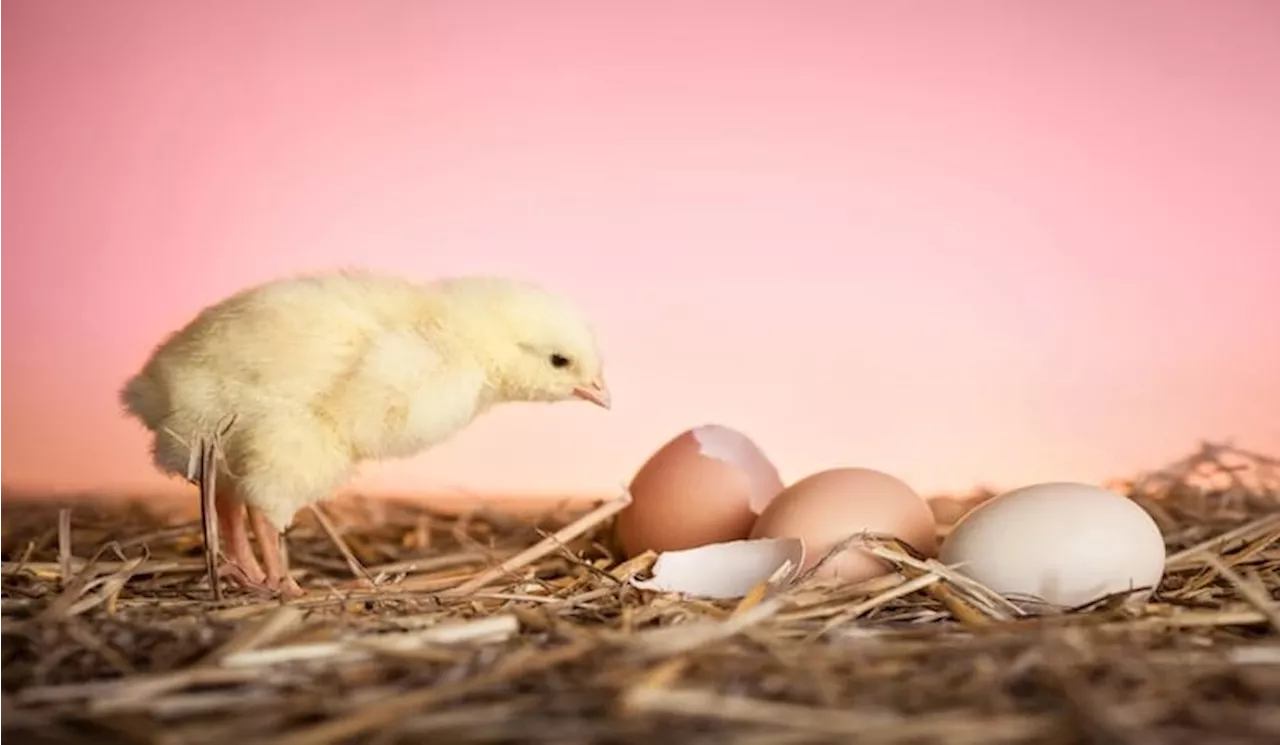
[4,1,1279,501]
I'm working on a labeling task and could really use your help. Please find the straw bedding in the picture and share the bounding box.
[2,442,1278,745]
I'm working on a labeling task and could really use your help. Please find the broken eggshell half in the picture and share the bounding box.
[631,537,806,599]
[613,424,785,558]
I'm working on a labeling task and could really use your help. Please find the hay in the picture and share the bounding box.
[3,442,1278,745]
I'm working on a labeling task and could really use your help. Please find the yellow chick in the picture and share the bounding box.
[120,270,610,597]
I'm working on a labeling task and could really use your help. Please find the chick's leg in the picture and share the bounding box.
[236,413,354,600]
[216,488,266,585]
[248,504,303,599]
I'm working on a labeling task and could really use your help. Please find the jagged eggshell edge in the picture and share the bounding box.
[630,537,806,599]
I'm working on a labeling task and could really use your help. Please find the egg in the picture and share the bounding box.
[939,482,1167,608]
[749,467,937,581]
[614,424,785,557]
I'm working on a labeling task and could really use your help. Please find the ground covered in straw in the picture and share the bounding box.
[3,443,1278,745]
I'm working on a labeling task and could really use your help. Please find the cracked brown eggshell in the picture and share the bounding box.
[615,424,785,558]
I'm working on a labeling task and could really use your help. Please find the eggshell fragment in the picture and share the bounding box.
[750,467,937,583]
[631,538,806,599]
[615,424,785,558]
[939,482,1167,608]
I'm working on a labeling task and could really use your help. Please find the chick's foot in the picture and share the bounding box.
[217,562,277,597]
[217,490,267,584]
[217,561,303,599]
[268,574,305,599]
[217,549,266,586]
[246,504,305,599]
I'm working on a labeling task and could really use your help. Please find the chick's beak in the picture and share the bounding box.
[572,379,611,409]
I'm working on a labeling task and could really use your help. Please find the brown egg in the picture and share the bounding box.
[749,467,937,582]
[615,424,785,558]
[928,497,972,526]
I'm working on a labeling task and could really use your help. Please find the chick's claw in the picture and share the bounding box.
[216,562,276,597]
[218,564,303,599]
[216,561,253,584]
[268,574,305,599]
[219,545,266,585]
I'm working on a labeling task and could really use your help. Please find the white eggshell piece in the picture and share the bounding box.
[631,537,806,599]
[939,482,1167,608]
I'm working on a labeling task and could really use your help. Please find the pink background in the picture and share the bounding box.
[4,1,1279,503]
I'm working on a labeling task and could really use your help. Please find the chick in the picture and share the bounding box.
[120,270,610,597]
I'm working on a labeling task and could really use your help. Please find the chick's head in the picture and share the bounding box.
[437,277,610,409]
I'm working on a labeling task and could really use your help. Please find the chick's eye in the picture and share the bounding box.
[549,353,571,369]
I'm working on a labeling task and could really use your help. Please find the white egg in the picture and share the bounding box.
[939,482,1166,608]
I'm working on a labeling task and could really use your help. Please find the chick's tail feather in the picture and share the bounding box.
[119,371,167,431]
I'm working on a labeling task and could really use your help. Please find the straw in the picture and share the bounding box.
[2,441,1277,744]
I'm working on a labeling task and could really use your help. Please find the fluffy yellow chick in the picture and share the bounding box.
[120,270,610,597]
